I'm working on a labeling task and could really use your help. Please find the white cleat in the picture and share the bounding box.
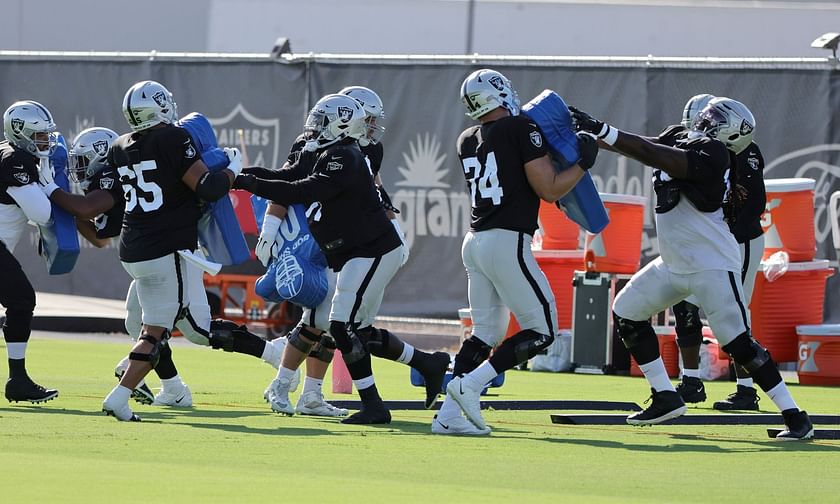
[295,390,349,417]
[152,384,193,407]
[264,377,295,415]
[431,414,490,436]
[102,391,140,422]
[446,376,487,431]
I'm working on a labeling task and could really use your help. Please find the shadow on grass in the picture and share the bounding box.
[1,405,107,417]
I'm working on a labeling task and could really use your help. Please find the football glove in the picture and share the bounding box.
[224,147,243,178]
[255,214,282,267]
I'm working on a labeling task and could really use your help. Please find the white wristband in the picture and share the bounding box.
[597,124,619,146]
[42,182,59,197]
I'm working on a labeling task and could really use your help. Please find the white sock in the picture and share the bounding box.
[353,375,375,390]
[437,396,462,419]
[682,368,700,379]
[397,343,414,364]
[639,358,675,392]
[767,381,798,412]
[276,366,297,382]
[109,385,132,404]
[160,375,184,392]
[7,342,27,360]
[736,377,754,388]
[466,361,498,390]
[303,376,323,395]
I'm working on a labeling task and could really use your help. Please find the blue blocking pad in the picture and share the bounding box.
[255,204,328,309]
[40,134,80,275]
[521,90,609,233]
[179,112,250,265]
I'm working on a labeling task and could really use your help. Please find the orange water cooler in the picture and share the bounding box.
[761,178,816,262]
[796,324,840,386]
[539,200,580,250]
[584,193,647,274]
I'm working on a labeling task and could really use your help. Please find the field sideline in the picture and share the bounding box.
[2,333,839,503]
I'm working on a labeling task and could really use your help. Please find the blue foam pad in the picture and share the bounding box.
[179,112,250,265]
[255,204,329,308]
[522,90,609,233]
[39,134,79,275]
[410,369,504,395]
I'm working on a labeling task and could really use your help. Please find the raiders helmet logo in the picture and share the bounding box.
[739,119,754,136]
[13,171,30,184]
[185,143,196,159]
[488,75,505,91]
[92,140,109,157]
[152,90,168,108]
[748,156,759,171]
[530,131,543,148]
[337,106,353,123]
[99,177,115,190]
[10,118,24,134]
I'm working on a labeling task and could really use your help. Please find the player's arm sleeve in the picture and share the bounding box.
[162,128,204,179]
[236,171,343,205]
[518,120,549,165]
[733,150,767,237]
[7,184,52,225]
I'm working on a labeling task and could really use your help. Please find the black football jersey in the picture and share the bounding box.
[245,138,400,270]
[457,115,548,234]
[0,141,39,205]
[361,141,384,176]
[108,125,203,262]
[655,125,730,213]
[87,165,125,240]
[729,142,765,243]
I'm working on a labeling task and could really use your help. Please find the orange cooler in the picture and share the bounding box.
[797,325,840,386]
[761,178,816,262]
[533,250,585,330]
[630,326,679,378]
[751,260,834,362]
[539,200,580,249]
[584,193,647,274]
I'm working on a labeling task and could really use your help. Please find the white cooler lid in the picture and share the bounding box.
[533,249,586,259]
[458,308,470,319]
[796,324,840,336]
[760,259,831,272]
[765,177,816,192]
[598,192,648,206]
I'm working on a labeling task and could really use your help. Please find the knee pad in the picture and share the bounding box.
[288,324,321,354]
[129,330,170,368]
[357,327,390,357]
[613,312,660,364]
[510,330,555,364]
[309,334,336,363]
[722,332,771,372]
[208,319,242,352]
[673,301,702,348]
[329,321,367,364]
[453,336,494,377]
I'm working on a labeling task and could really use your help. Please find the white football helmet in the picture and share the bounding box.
[339,86,386,146]
[680,93,715,128]
[3,100,57,158]
[68,127,119,184]
[460,69,520,120]
[303,94,367,152]
[691,97,756,154]
[122,80,178,132]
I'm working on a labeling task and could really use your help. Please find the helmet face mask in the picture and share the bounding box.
[339,86,386,146]
[122,81,178,132]
[681,93,715,128]
[690,97,755,154]
[460,69,520,120]
[3,100,57,158]
[303,94,367,152]
[68,127,118,186]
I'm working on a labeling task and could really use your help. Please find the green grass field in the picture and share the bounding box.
[1,334,839,503]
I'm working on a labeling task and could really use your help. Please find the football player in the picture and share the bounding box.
[665,95,767,411]
[252,87,447,417]
[43,123,288,409]
[571,99,813,439]
[93,80,242,421]
[236,93,445,424]
[0,100,60,403]
[438,69,598,435]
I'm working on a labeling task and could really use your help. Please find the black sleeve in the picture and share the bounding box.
[684,138,729,182]
[89,166,124,201]
[238,150,351,205]
[517,118,549,165]
[733,145,766,237]
[363,142,384,175]
[0,149,39,187]
[159,127,202,178]
[656,125,687,146]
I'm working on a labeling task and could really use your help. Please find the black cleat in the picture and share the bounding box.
[675,376,706,404]
[5,377,59,404]
[340,400,392,425]
[419,352,451,409]
[777,409,814,440]
[626,388,687,426]
[713,385,759,411]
